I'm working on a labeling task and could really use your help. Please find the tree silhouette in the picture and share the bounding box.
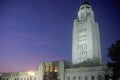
[106,40,120,80]
[108,40,120,63]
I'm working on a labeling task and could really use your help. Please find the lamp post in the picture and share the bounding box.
[28,71,34,80]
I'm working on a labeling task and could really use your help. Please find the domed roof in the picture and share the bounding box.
[81,1,91,6]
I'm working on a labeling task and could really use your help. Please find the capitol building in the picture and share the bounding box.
[1,1,106,80]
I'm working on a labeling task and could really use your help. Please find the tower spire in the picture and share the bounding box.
[81,0,90,6]
[83,0,87,2]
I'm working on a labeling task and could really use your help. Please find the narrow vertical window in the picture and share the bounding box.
[73,76,76,80]
[68,77,70,80]
[54,65,58,72]
[45,65,49,72]
[50,65,53,72]
[91,76,95,80]
[85,76,88,80]
[79,76,81,80]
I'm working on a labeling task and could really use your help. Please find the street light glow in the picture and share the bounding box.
[28,71,35,76]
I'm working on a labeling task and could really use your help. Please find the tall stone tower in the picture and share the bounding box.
[72,1,102,65]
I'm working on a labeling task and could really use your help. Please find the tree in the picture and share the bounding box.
[108,40,120,63]
[106,40,120,80]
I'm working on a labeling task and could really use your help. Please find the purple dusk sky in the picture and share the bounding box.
[0,0,120,72]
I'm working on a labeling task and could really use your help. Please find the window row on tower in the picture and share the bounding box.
[77,28,87,33]
[79,51,87,55]
[77,43,87,50]
[77,28,87,44]
[78,53,87,62]
[78,39,87,44]
[78,51,87,58]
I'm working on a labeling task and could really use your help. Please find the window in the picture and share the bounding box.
[91,76,95,80]
[98,75,102,80]
[85,76,88,80]
[45,65,49,72]
[86,6,90,8]
[68,77,70,80]
[54,65,58,72]
[86,54,87,58]
[50,65,53,72]
[81,7,84,9]
[73,76,76,80]
[79,76,81,80]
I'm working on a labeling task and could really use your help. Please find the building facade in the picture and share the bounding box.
[1,61,72,80]
[72,1,102,65]
[1,1,106,80]
[1,72,37,80]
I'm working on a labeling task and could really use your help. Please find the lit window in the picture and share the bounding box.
[45,65,49,72]
[54,65,58,72]
[50,65,53,72]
